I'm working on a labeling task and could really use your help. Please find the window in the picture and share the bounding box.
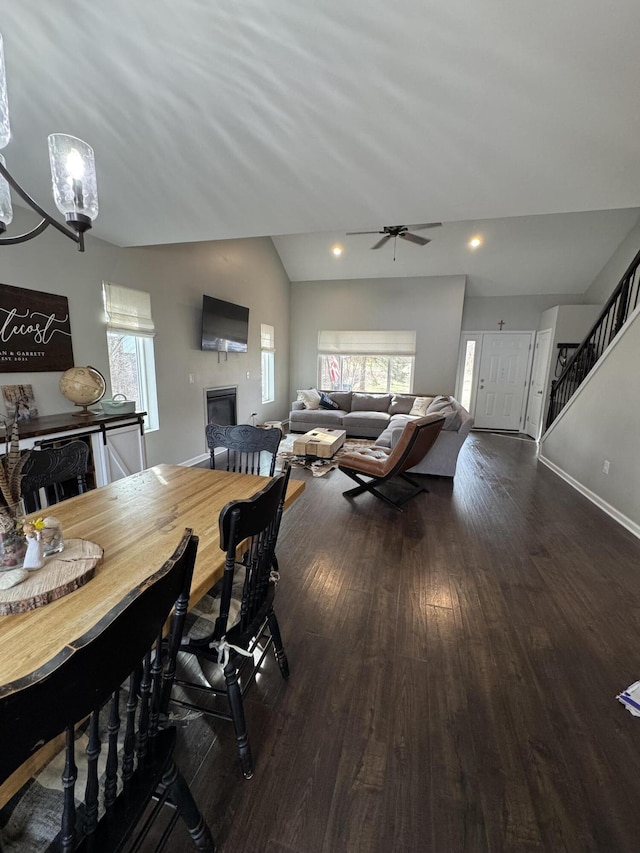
[455,333,481,415]
[103,282,159,432]
[261,323,275,403]
[317,330,416,393]
[460,339,476,411]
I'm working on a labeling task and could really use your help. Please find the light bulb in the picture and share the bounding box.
[65,148,85,181]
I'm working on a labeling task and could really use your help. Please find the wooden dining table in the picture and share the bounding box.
[0,464,304,807]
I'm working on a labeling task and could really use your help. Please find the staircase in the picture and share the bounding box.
[546,247,640,429]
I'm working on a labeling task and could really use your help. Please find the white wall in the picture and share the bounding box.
[289,275,466,399]
[0,208,291,465]
[539,309,640,533]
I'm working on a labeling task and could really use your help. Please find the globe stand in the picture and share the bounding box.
[72,403,96,418]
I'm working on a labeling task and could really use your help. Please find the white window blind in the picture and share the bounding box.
[103,282,155,338]
[318,330,416,355]
[261,323,275,350]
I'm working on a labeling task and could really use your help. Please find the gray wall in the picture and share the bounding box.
[539,219,640,533]
[585,216,640,304]
[289,275,466,399]
[0,208,291,465]
[540,309,640,531]
[462,293,592,332]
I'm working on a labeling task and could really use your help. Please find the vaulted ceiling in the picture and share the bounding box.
[2,2,640,292]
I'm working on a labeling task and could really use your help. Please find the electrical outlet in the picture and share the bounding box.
[188,373,195,384]
[246,371,250,380]
[602,459,610,475]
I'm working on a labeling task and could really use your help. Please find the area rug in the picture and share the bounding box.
[277,435,376,477]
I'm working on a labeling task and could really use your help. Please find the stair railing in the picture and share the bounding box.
[546,246,640,429]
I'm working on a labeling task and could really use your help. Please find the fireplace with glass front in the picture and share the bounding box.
[205,387,237,428]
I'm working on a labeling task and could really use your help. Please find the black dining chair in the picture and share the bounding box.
[173,463,292,780]
[0,530,215,852]
[205,423,282,477]
[20,440,90,513]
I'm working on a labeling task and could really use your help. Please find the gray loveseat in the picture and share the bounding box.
[290,391,473,477]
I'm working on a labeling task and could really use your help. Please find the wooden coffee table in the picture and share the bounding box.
[292,429,347,459]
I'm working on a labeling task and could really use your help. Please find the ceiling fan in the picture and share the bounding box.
[346,223,442,253]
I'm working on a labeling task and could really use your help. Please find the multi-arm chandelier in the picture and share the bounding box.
[0,32,98,252]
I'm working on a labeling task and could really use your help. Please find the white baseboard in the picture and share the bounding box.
[181,452,209,467]
[538,454,640,541]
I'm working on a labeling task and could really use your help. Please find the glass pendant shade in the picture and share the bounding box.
[0,154,12,227]
[48,133,98,229]
[0,34,10,150]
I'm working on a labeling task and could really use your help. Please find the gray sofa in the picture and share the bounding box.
[290,391,474,477]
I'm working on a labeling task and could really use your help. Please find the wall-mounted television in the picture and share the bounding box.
[201,295,249,353]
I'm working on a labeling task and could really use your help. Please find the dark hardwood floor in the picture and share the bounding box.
[159,432,640,851]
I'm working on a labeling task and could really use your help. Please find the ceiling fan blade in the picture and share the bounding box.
[346,230,384,236]
[406,222,442,231]
[371,235,391,249]
[400,232,431,246]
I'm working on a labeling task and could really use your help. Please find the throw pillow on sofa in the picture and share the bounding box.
[319,391,340,410]
[427,395,453,413]
[409,396,434,416]
[297,388,321,410]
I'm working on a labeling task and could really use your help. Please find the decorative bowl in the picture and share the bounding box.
[101,394,136,414]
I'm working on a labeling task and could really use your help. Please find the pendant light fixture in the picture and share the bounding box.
[0,32,98,252]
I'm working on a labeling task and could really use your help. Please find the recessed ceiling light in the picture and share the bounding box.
[469,236,482,249]
[331,245,343,256]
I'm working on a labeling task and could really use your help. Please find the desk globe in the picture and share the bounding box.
[59,366,106,417]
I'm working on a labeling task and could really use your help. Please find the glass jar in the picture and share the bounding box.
[0,528,28,570]
[42,524,64,556]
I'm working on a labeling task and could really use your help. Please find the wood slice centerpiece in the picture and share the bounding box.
[0,539,103,615]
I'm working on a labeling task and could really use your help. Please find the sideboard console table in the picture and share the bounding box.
[1,411,147,488]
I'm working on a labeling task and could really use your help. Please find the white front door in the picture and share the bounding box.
[524,329,552,439]
[474,333,533,430]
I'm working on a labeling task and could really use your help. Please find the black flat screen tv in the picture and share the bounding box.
[201,295,249,353]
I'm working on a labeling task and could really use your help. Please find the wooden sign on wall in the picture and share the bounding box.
[0,283,74,372]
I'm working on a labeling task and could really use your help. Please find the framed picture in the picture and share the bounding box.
[2,384,38,421]
[0,283,74,372]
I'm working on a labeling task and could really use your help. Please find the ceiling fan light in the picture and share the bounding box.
[0,154,12,228]
[48,133,98,230]
[0,34,10,150]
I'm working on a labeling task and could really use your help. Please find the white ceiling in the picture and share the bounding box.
[2,1,640,293]
[273,210,640,293]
